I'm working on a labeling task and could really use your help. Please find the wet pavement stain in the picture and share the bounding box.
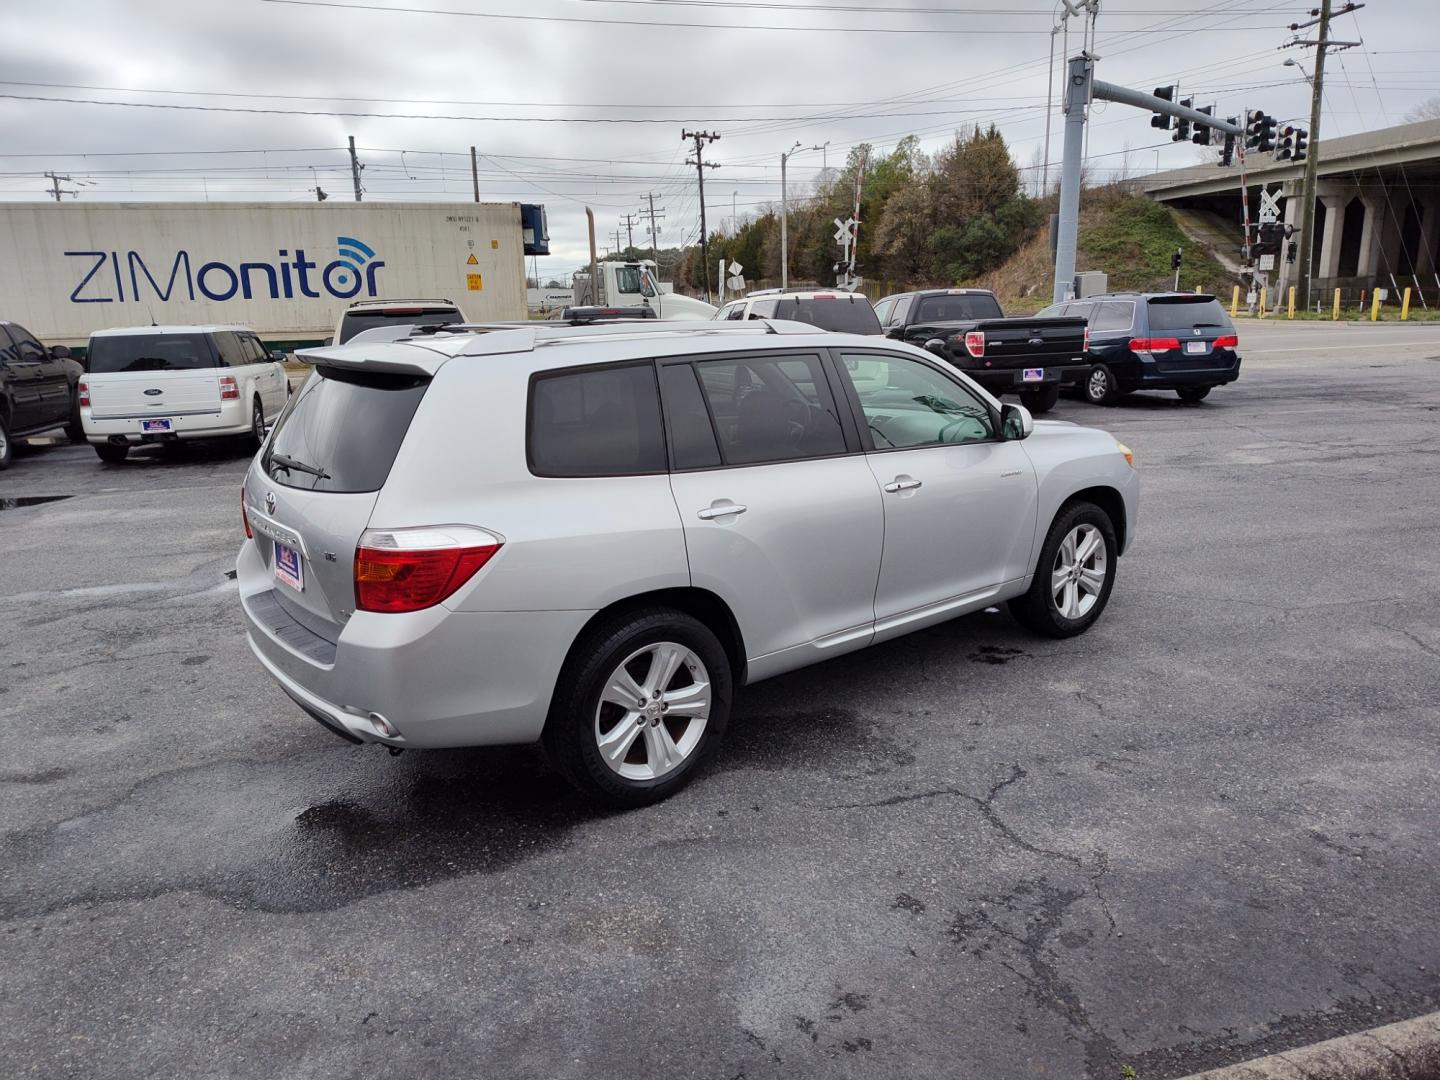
[0,495,74,511]
[0,746,607,917]
[968,645,1026,666]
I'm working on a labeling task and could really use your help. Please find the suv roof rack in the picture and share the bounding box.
[345,297,458,309]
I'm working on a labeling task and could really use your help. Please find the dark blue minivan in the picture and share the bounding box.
[1037,293,1242,405]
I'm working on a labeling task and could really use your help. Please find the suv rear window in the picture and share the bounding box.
[87,333,217,373]
[263,366,429,492]
[912,294,1004,322]
[528,363,666,477]
[1146,297,1232,331]
[770,296,882,335]
[337,307,461,344]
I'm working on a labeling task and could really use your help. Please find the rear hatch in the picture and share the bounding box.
[768,295,882,334]
[1141,295,1238,369]
[85,332,222,418]
[337,305,462,344]
[244,364,431,639]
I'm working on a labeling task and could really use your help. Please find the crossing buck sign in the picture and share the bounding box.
[1258,188,1281,225]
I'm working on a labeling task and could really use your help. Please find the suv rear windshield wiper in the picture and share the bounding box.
[270,453,331,480]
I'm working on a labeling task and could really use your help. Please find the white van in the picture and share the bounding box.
[80,325,289,464]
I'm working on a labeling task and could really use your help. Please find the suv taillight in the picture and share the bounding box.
[1129,337,1181,353]
[962,331,985,358]
[220,375,239,400]
[78,379,90,407]
[354,526,502,613]
[1213,334,1239,348]
[1083,327,1090,352]
[241,488,252,539]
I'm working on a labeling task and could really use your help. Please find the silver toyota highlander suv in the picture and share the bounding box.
[238,320,1138,806]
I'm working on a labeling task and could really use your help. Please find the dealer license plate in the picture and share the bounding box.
[274,542,303,591]
[1021,368,1044,383]
[140,418,172,433]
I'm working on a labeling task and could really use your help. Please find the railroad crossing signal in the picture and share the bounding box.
[833,217,857,245]
[1258,187,1281,225]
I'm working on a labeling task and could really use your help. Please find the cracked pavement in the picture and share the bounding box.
[1,320,1438,1078]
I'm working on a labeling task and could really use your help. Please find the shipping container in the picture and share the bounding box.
[0,201,532,349]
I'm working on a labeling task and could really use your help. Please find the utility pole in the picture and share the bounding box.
[641,193,665,268]
[470,145,480,203]
[682,129,721,301]
[44,172,78,202]
[1293,0,1343,311]
[620,212,638,250]
[348,135,363,202]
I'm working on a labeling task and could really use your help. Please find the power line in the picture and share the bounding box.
[259,0,1282,33]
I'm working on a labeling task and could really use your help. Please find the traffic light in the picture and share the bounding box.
[1191,105,1215,147]
[1246,110,1278,153]
[1174,97,1194,142]
[1277,125,1298,160]
[1220,118,1238,166]
[1151,85,1176,131]
[1291,126,1308,162]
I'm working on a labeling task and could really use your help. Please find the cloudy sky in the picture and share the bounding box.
[3,0,1436,280]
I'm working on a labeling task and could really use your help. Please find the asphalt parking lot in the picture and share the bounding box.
[2,319,1438,1079]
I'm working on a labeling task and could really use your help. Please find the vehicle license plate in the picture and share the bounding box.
[1185,341,1207,354]
[140,418,172,433]
[1022,368,1044,383]
[274,542,303,591]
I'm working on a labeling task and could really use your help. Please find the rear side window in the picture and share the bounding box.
[1147,297,1232,331]
[872,298,895,325]
[692,353,846,466]
[658,363,722,470]
[87,333,217,373]
[912,294,1003,321]
[771,297,882,335]
[338,307,460,344]
[529,363,666,477]
[1090,302,1134,333]
[263,366,429,492]
[215,332,247,367]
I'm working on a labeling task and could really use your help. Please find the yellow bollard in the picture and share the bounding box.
[1402,287,1412,320]
[1370,291,1382,321]
[1259,288,1267,318]
[1231,285,1240,317]
[1333,288,1341,320]
[1287,285,1296,319]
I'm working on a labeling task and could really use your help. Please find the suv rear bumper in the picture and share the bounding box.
[1131,356,1242,390]
[83,400,250,443]
[237,540,589,749]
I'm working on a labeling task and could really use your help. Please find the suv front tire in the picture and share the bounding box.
[543,607,733,807]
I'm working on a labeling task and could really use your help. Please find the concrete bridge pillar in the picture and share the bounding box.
[1416,203,1440,276]
[1356,196,1387,279]
[1316,194,1347,280]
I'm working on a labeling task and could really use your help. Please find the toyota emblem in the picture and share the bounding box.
[264,491,277,515]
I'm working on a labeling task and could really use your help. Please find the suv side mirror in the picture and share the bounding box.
[885,325,904,339]
[49,344,72,359]
[1001,403,1033,440]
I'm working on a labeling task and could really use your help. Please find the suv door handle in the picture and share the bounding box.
[883,477,922,493]
[697,501,747,520]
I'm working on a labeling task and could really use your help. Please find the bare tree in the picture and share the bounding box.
[1405,96,1440,122]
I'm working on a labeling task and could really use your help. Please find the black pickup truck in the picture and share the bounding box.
[872,288,1088,413]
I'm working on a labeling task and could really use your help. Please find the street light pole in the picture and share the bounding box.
[780,142,823,291]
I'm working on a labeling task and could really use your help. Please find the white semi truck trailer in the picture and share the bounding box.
[0,201,549,350]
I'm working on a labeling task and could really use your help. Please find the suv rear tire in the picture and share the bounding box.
[95,443,129,464]
[0,415,11,471]
[1083,364,1119,406]
[1176,386,1211,403]
[1009,501,1118,638]
[1019,384,1060,414]
[543,607,732,807]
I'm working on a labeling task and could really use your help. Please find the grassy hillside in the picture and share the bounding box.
[973,186,1233,313]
